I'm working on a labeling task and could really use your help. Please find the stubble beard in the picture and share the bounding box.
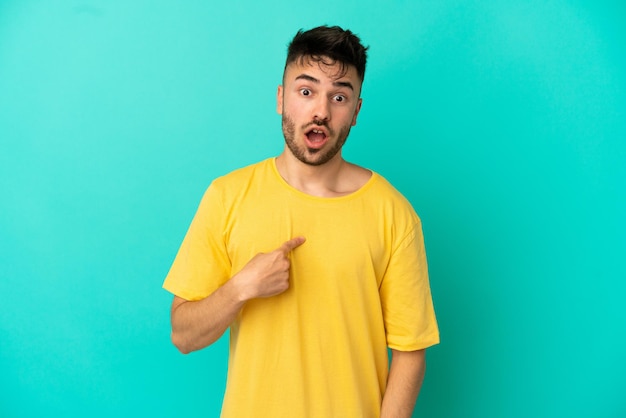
[281,113,351,167]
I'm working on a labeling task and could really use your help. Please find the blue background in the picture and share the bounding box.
[1,1,624,417]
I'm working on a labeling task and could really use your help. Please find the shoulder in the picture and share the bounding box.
[212,158,273,187]
[344,162,408,202]
[369,171,411,202]
[203,158,276,206]
[335,162,374,195]
[365,171,422,223]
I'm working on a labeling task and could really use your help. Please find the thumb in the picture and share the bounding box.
[278,236,306,253]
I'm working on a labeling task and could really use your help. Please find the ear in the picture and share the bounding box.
[351,98,363,126]
[276,85,284,115]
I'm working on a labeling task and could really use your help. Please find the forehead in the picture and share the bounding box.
[284,55,361,86]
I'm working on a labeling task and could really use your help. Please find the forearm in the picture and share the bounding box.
[170,278,245,354]
[380,349,426,418]
[169,237,305,354]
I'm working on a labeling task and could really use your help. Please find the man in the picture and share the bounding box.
[163,25,439,418]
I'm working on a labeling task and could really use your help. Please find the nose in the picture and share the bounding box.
[312,97,330,122]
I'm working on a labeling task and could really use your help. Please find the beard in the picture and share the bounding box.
[281,112,352,166]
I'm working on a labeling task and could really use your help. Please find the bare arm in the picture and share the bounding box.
[170,283,244,354]
[170,236,306,354]
[380,349,427,418]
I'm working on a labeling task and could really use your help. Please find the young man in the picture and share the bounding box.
[163,26,439,418]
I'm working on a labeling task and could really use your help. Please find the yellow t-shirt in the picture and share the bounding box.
[163,158,439,418]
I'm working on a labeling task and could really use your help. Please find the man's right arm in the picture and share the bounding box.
[169,236,305,354]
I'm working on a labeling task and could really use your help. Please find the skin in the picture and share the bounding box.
[170,236,306,353]
[275,57,371,197]
[169,56,427,417]
[382,349,427,418]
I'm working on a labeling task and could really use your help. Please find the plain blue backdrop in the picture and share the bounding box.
[1,1,625,417]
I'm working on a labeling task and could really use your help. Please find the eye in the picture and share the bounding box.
[333,95,346,103]
[300,88,312,96]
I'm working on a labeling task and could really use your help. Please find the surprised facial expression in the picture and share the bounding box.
[277,57,363,166]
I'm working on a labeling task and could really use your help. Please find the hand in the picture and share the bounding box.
[233,237,306,301]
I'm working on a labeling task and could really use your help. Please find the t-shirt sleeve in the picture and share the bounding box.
[162,182,232,301]
[379,219,440,351]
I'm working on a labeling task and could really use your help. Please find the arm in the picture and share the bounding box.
[170,236,305,354]
[380,349,427,418]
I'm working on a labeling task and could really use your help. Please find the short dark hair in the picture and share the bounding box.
[285,25,369,82]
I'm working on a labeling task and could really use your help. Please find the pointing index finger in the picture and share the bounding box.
[279,236,306,253]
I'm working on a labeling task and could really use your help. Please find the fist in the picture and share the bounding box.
[234,237,306,300]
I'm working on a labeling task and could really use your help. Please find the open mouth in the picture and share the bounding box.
[305,128,328,149]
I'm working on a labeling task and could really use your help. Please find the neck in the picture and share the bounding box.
[275,148,349,197]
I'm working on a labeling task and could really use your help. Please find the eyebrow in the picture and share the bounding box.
[295,73,354,91]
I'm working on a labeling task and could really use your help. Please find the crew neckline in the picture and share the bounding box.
[269,157,378,202]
